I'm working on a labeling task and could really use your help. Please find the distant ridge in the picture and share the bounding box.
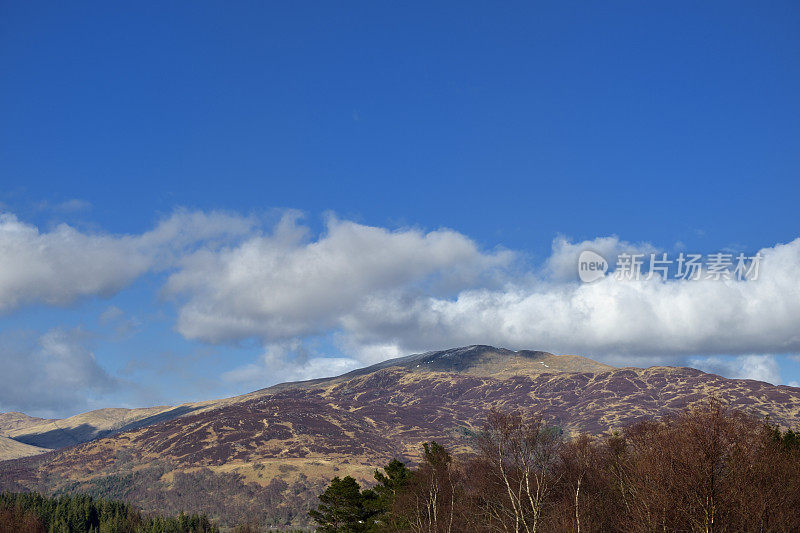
[0,405,194,457]
[0,435,50,460]
[0,412,54,435]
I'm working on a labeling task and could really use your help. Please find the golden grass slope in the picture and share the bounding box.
[0,435,50,461]
[2,406,179,450]
[0,412,54,435]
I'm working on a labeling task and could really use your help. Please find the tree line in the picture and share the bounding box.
[0,491,219,533]
[310,399,800,532]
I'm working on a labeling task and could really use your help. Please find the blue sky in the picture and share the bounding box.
[1,1,799,416]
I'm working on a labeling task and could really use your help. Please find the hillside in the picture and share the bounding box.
[1,406,196,454]
[0,346,605,458]
[296,345,613,382]
[0,436,49,461]
[1,346,799,528]
[0,412,54,434]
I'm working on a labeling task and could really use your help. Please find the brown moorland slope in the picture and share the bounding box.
[0,346,606,460]
[1,346,799,528]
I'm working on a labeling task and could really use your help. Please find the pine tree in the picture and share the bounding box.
[308,476,378,532]
[368,459,412,530]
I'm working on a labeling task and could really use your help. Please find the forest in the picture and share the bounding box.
[309,399,800,532]
[0,492,218,533]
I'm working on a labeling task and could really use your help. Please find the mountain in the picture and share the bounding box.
[0,436,49,460]
[0,346,609,460]
[0,412,54,434]
[0,405,198,458]
[0,413,55,461]
[306,345,613,380]
[1,346,799,528]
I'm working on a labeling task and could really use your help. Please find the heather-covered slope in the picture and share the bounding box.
[1,346,798,528]
[0,345,605,459]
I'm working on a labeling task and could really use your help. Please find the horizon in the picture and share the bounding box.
[2,1,800,418]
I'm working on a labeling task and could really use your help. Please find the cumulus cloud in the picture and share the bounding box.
[0,328,117,417]
[150,217,800,381]
[546,235,657,281]
[221,342,361,390]
[166,213,513,343]
[335,237,800,363]
[3,207,800,392]
[0,209,254,313]
[688,355,782,385]
[0,213,151,311]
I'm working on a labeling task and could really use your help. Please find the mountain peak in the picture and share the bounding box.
[339,345,613,379]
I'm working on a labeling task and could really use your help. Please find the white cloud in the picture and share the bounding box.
[0,209,254,313]
[688,355,782,385]
[0,328,118,417]
[167,213,513,343]
[162,223,800,386]
[546,235,657,281]
[4,207,800,392]
[221,342,361,389]
[0,213,151,311]
[151,215,800,378]
[335,237,800,361]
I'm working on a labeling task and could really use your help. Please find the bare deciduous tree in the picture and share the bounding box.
[388,400,800,533]
[476,410,563,533]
